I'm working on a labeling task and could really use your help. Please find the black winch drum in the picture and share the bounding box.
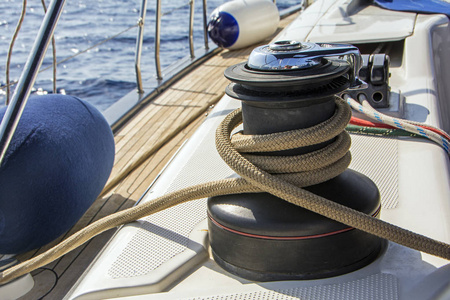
[208,41,383,281]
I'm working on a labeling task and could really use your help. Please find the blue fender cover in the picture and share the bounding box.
[0,94,115,254]
[208,11,239,48]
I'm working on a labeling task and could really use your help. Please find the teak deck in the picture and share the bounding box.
[16,13,297,299]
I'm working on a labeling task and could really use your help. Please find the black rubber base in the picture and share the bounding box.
[208,169,383,281]
[211,238,383,281]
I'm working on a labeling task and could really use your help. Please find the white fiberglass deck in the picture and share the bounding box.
[67,93,450,299]
[66,1,450,299]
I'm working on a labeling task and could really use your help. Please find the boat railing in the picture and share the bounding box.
[3,0,212,101]
[106,0,302,131]
[0,0,304,166]
[137,0,210,92]
[0,0,66,167]
[0,0,215,165]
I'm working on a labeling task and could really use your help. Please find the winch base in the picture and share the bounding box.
[208,169,383,281]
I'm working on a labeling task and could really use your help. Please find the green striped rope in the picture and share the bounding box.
[346,124,420,138]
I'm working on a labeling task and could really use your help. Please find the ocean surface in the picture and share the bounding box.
[0,0,299,111]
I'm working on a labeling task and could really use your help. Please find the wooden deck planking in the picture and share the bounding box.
[112,63,217,155]
[113,67,223,159]
[16,12,298,299]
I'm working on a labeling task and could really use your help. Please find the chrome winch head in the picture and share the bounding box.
[224,40,367,135]
[248,41,324,70]
[248,40,365,87]
[224,40,366,103]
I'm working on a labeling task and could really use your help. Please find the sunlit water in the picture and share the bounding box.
[0,0,300,111]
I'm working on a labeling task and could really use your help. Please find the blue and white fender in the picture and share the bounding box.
[208,0,280,50]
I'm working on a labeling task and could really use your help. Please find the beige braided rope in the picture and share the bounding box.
[1,97,449,285]
[218,102,450,259]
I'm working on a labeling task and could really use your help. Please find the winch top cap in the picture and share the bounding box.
[247,41,363,79]
[247,41,322,71]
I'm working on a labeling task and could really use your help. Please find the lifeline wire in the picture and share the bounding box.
[5,0,27,105]
[41,0,57,94]
[1,23,139,95]
[344,94,450,154]
[1,97,449,285]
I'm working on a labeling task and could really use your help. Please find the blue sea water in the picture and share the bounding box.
[0,0,299,111]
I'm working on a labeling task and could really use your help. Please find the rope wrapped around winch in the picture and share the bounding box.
[1,97,449,285]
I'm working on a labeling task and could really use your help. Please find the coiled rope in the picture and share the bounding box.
[1,97,449,285]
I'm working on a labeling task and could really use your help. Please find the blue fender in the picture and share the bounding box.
[207,0,279,50]
[0,94,115,254]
